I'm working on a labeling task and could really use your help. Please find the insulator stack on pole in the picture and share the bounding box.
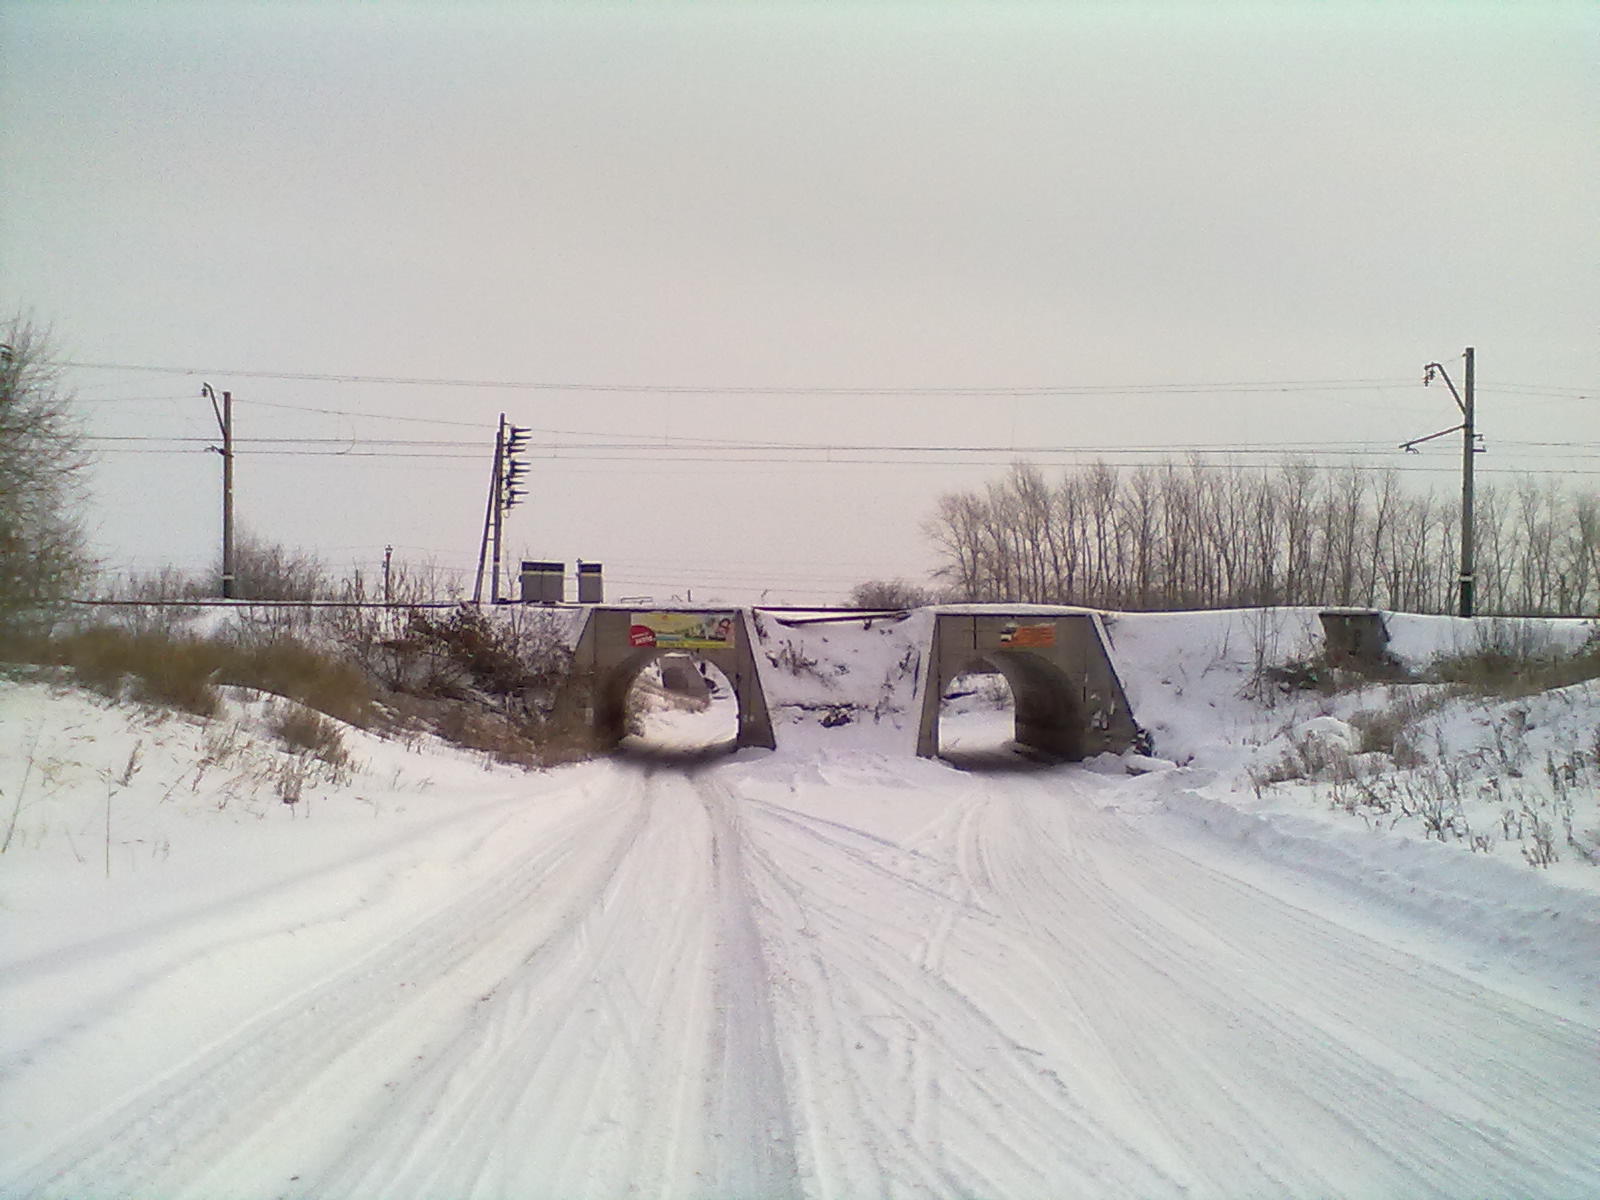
[490,414,507,602]
[473,413,531,603]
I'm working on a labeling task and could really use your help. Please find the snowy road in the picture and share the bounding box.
[5,755,1598,1199]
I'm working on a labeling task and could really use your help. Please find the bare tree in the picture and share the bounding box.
[226,530,330,601]
[1565,493,1600,614]
[925,492,987,600]
[923,456,1599,616]
[0,319,91,633]
[1511,475,1561,614]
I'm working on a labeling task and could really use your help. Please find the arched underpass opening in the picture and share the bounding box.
[594,649,766,764]
[938,663,1019,765]
[934,653,1090,769]
[617,653,740,761]
[573,608,777,758]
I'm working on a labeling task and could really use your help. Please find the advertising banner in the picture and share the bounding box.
[628,611,737,649]
[999,621,1056,648]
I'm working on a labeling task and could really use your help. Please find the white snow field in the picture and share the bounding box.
[3,607,1600,1199]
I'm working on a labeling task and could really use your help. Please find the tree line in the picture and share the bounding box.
[923,460,1599,616]
[0,320,89,633]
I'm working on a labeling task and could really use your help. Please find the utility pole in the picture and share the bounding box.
[490,415,507,602]
[383,544,394,604]
[473,417,505,603]
[1402,347,1480,616]
[202,383,235,599]
[472,414,530,603]
[1460,347,1476,617]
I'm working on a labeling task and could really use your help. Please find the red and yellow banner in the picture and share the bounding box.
[628,611,737,649]
[999,622,1055,648]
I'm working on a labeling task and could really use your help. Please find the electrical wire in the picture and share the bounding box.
[52,358,1597,398]
[82,443,1600,475]
[79,433,1600,462]
[77,434,1417,451]
[55,358,1421,396]
[72,393,198,403]
[244,398,488,427]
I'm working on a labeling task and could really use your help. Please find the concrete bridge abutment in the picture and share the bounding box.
[566,605,1139,760]
[570,607,776,751]
[917,611,1139,760]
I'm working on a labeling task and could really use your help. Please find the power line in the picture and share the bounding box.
[72,393,198,403]
[81,433,1410,449]
[84,384,1596,416]
[54,358,1420,396]
[245,398,488,427]
[79,432,1600,461]
[1477,385,1592,400]
[82,442,1600,475]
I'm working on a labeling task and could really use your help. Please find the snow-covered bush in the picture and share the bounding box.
[1430,620,1600,696]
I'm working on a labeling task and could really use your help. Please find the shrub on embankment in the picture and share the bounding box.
[1242,616,1600,871]
[3,626,374,724]
[0,602,589,770]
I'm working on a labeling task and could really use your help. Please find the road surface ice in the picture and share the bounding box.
[4,696,1598,1200]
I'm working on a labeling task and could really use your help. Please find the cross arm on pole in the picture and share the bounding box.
[1423,362,1466,416]
[1399,423,1465,452]
[201,382,226,437]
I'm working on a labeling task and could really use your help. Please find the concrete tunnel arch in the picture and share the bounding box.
[942,653,1092,759]
[917,611,1140,760]
[571,608,776,751]
[592,650,737,746]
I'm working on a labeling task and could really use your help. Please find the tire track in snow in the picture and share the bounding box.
[688,769,804,1200]
[740,789,1185,1198]
[2,770,656,1200]
[288,764,730,1199]
[2,786,542,988]
[735,765,1600,1199]
[956,771,1600,1198]
[0,787,564,1118]
[315,766,799,1199]
[12,747,1596,1199]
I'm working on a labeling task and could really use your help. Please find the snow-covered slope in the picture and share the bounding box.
[3,608,1599,1198]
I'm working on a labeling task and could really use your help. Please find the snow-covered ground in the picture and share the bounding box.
[3,607,1599,1198]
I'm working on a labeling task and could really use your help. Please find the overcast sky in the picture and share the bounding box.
[3,0,1595,604]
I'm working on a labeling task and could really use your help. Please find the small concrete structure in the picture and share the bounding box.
[576,562,604,604]
[519,561,564,604]
[1319,609,1391,668]
[658,653,712,701]
[917,610,1139,759]
[570,607,775,750]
